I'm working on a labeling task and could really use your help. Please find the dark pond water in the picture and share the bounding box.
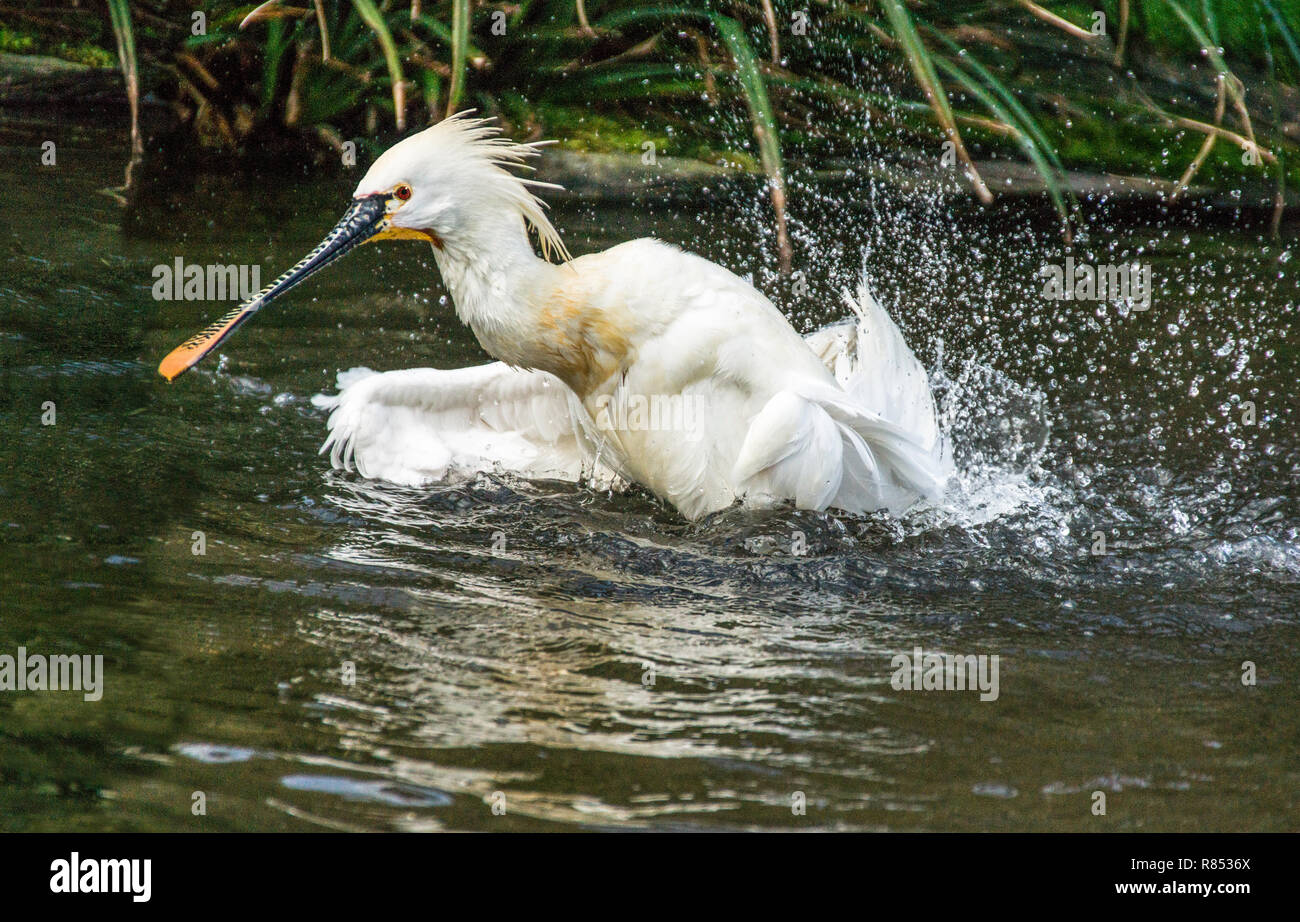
[1,117,1296,831]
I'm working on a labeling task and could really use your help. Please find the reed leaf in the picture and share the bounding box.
[1258,5,1287,238]
[927,28,1068,182]
[878,0,993,204]
[105,0,142,192]
[447,0,470,117]
[594,5,792,272]
[1257,0,1300,74]
[349,0,406,130]
[933,55,1071,236]
[1160,0,1254,145]
[712,13,791,272]
[259,19,291,114]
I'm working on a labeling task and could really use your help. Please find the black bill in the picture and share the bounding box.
[158,193,390,381]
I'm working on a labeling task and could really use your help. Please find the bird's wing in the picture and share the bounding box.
[731,379,947,515]
[729,284,954,515]
[803,282,945,454]
[310,363,615,486]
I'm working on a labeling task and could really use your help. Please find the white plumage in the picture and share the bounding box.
[307,113,951,520]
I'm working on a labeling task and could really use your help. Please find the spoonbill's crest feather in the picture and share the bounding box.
[354,111,570,263]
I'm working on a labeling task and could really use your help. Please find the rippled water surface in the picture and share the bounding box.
[1,121,1297,831]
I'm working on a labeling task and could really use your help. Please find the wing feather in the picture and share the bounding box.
[310,363,615,486]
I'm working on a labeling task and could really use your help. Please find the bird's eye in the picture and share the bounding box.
[394,183,413,202]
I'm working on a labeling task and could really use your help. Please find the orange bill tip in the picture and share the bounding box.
[155,195,389,382]
[157,342,199,382]
[157,305,253,382]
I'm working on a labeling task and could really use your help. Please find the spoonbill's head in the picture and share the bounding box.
[158,111,567,381]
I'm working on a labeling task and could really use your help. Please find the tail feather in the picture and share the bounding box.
[842,282,943,453]
[733,391,845,509]
[801,281,952,510]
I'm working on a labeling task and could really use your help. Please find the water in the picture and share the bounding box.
[1,119,1296,832]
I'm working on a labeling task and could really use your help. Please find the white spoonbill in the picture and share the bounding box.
[159,113,951,520]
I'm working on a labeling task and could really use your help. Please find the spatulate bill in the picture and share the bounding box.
[157,302,264,382]
[157,193,391,381]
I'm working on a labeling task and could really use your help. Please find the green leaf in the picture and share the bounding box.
[447,0,470,116]
[878,0,991,203]
[349,0,406,129]
[1257,0,1300,75]
[933,55,1071,227]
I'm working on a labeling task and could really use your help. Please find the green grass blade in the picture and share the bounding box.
[710,15,782,184]
[878,0,992,203]
[1161,0,1249,128]
[447,0,470,116]
[596,5,706,31]
[710,14,790,272]
[1201,0,1219,46]
[349,0,406,130]
[1258,0,1300,75]
[259,19,290,114]
[591,4,792,271]
[105,0,142,164]
[934,55,1070,229]
[1257,4,1287,239]
[926,27,1067,180]
[106,0,136,67]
